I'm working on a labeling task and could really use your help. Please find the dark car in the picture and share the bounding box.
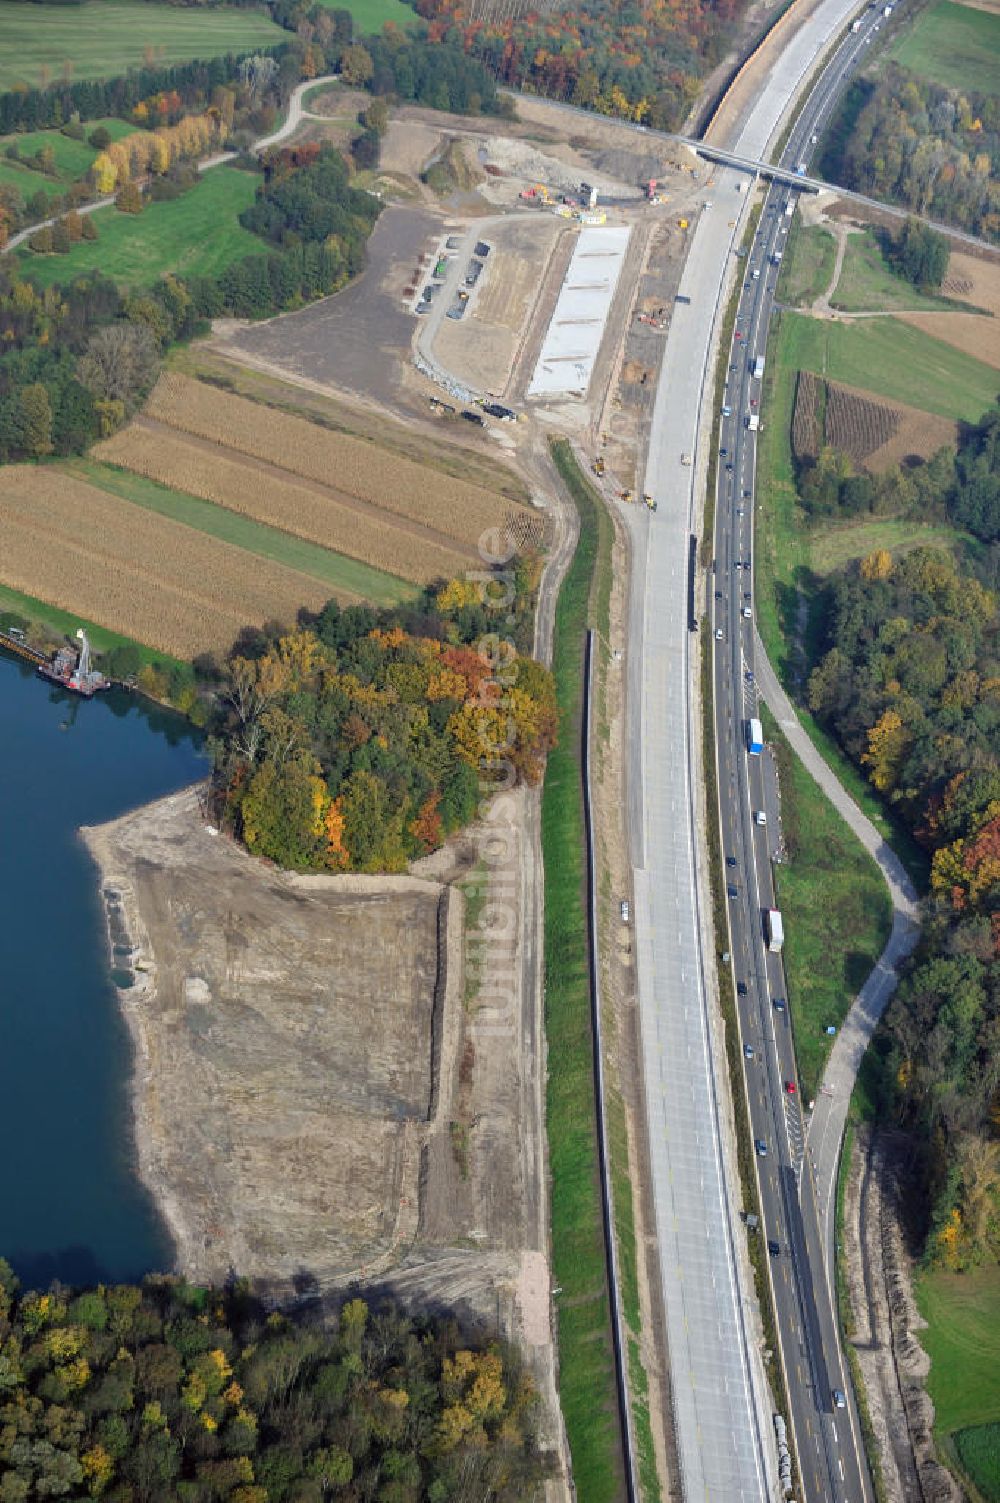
[755,1139,768,1157]
[773,996,786,1012]
[726,855,737,867]
[727,884,738,899]
[737,980,748,997]
[768,1239,781,1255]
[726,463,734,473]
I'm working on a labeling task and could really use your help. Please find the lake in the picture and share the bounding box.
[0,652,207,1288]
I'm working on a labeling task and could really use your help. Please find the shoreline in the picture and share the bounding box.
[80,785,206,1282]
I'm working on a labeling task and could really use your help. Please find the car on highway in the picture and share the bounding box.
[727,884,738,898]
[742,605,752,618]
[715,627,724,640]
[744,1043,755,1059]
[755,1139,768,1157]
[736,507,745,517]
[773,997,786,1012]
[785,1080,796,1095]
[734,330,744,340]
[754,809,767,826]
[722,405,732,417]
[832,1389,847,1410]
[768,1239,781,1255]
[720,447,728,456]
[725,463,734,473]
[737,980,748,997]
[726,854,737,867]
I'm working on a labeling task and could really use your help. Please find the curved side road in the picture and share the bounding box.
[5,75,338,252]
[751,642,921,1272]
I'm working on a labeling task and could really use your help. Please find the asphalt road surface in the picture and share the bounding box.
[708,4,914,1499]
[630,0,900,1497]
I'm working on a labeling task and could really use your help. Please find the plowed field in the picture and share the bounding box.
[139,374,542,554]
[0,468,331,657]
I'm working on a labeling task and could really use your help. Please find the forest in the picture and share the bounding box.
[207,564,556,872]
[412,0,741,130]
[823,63,1000,241]
[0,1260,547,1502]
[805,410,1000,1268]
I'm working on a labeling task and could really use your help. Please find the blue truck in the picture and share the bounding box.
[746,717,763,755]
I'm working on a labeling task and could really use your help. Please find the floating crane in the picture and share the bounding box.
[38,628,108,697]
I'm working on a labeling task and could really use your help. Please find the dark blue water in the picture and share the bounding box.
[0,652,207,1288]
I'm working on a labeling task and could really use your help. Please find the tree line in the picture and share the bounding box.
[804,427,999,1266]
[821,63,1000,242]
[0,1259,548,1501]
[0,143,379,463]
[205,564,555,873]
[794,399,1000,558]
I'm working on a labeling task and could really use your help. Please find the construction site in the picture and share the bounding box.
[223,90,716,502]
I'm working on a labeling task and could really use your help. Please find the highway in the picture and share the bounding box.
[630,0,899,1497]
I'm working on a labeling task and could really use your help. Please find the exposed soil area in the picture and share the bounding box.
[842,1124,962,1503]
[432,214,565,395]
[83,789,449,1289]
[225,205,439,412]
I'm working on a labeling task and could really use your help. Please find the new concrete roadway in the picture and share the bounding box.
[629,0,905,1497]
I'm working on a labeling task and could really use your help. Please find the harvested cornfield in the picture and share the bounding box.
[824,380,899,465]
[95,424,470,586]
[0,468,332,657]
[792,370,822,462]
[140,374,543,553]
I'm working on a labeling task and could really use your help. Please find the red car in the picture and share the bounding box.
[785,1080,796,1095]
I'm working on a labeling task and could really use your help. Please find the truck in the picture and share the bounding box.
[766,908,784,954]
[752,355,765,379]
[746,413,760,431]
[747,717,763,755]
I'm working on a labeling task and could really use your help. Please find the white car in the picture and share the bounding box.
[742,605,752,619]
[754,810,767,826]
[715,627,724,640]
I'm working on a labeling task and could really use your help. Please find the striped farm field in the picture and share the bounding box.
[0,468,332,659]
[95,422,478,586]
[140,374,543,554]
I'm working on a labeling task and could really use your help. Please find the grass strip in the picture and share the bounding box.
[775,224,837,307]
[760,702,892,1100]
[545,438,625,1502]
[69,458,415,608]
[0,581,184,674]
